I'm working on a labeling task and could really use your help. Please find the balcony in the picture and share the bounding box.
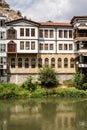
[7,42,17,53]
[74,33,87,42]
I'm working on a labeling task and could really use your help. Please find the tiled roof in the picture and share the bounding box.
[39,21,72,27]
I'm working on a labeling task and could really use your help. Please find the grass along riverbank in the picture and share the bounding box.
[0,83,87,99]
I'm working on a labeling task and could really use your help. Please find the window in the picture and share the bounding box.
[7,27,17,39]
[0,44,6,52]
[69,44,73,50]
[44,30,48,38]
[39,44,43,50]
[69,30,72,38]
[64,30,67,38]
[64,44,68,50]
[39,30,43,38]
[70,58,74,68]
[0,32,5,39]
[26,28,30,36]
[0,57,6,64]
[20,28,24,36]
[58,58,62,68]
[45,58,49,67]
[25,58,29,68]
[59,30,62,38]
[0,20,5,27]
[11,58,15,68]
[51,58,55,68]
[64,58,68,68]
[26,41,30,50]
[59,44,63,50]
[50,44,53,50]
[50,30,53,38]
[31,58,36,68]
[45,44,48,50]
[18,58,22,68]
[31,41,35,50]
[20,41,24,50]
[38,58,42,68]
[31,29,35,37]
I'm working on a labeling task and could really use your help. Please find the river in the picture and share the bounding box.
[0,97,87,130]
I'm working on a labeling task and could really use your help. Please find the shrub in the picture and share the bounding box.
[39,66,59,88]
[21,76,38,92]
[82,83,87,91]
[73,72,84,90]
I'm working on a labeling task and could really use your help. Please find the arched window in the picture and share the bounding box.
[18,58,22,68]
[31,58,36,68]
[25,58,29,68]
[38,58,42,68]
[70,58,74,68]
[64,58,68,68]
[11,58,15,68]
[45,58,49,67]
[51,58,55,68]
[58,58,62,68]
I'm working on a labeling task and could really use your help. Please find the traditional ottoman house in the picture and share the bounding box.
[5,18,76,84]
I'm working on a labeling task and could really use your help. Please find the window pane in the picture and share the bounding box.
[51,58,55,68]
[31,29,35,36]
[31,58,36,68]
[31,42,35,50]
[45,58,49,66]
[39,30,43,38]
[39,44,43,50]
[64,58,68,68]
[69,44,73,50]
[69,30,72,38]
[26,28,29,36]
[11,58,15,68]
[26,41,30,50]
[20,28,24,36]
[18,58,22,68]
[25,58,29,68]
[45,44,48,50]
[59,30,62,38]
[64,44,68,50]
[50,44,53,50]
[59,44,63,50]
[50,30,53,38]
[20,41,24,50]
[58,58,62,68]
[44,30,48,38]
[64,30,67,38]
[38,58,42,68]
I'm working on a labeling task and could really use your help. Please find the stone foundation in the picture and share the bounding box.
[7,73,74,84]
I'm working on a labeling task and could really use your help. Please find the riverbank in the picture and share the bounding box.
[0,83,87,99]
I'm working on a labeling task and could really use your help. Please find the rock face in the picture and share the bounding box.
[0,0,22,21]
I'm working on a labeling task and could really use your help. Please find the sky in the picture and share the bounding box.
[6,0,87,22]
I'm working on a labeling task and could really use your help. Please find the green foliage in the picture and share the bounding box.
[21,76,38,92]
[39,66,59,88]
[73,72,84,90]
[63,79,74,87]
[0,83,29,99]
[82,83,87,91]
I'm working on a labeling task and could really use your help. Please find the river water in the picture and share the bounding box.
[0,97,87,130]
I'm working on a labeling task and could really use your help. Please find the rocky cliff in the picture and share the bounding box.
[0,0,22,21]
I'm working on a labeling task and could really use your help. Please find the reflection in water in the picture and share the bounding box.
[0,98,87,130]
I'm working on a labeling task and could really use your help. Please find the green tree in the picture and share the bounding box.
[73,72,84,90]
[39,66,59,88]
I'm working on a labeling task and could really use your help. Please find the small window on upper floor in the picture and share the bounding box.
[69,30,73,38]
[20,28,24,36]
[69,44,73,50]
[31,41,35,50]
[59,44,63,50]
[0,20,5,27]
[44,30,48,38]
[26,28,30,36]
[50,44,53,50]
[45,44,48,50]
[31,29,35,37]
[64,30,68,38]
[39,43,43,50]
[20,41,24,50]
[59,30,62,38]
[39,30,43,38]
[50,30,54,38]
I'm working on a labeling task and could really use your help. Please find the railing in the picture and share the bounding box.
[7,35,17,39]
[75,33,87,38]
